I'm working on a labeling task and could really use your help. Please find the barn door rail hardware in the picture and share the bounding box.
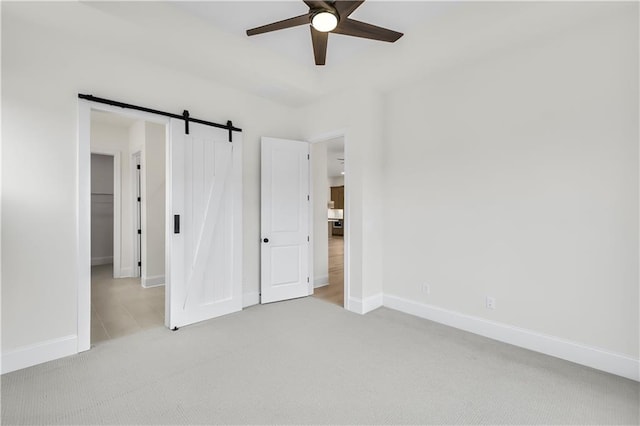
[78,94,241,142]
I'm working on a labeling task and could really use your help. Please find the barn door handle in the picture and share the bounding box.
[174,215,180,234]
[263,238,269,243]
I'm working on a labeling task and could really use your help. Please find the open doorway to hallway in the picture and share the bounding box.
[312,137,345,307]
[89,110,166,344]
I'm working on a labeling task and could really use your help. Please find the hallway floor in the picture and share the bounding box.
[91,264,164,344]
[313,235,344,306]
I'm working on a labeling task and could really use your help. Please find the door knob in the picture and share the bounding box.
[263,238,269,243]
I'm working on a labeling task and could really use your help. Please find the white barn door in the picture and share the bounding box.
[167,119,242,329]
[260,137,311,304]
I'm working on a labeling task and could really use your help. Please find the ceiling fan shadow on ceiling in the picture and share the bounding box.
[246,1,403,66]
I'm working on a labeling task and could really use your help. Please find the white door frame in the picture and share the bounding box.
[89,149,122,279]
[308,130,350,309]
[77,99,170,352]
[131,151,142,280]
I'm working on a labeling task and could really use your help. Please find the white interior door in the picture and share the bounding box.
[261,137,311,304]
[167,119,243,329]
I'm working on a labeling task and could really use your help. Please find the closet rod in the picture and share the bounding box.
[78,94,242,141]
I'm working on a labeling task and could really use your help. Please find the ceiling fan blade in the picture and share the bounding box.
[334,1,365,18]
[332,18,403,42]
[246,14,310,36]
[304,0,332,9]
[310,27,328,65]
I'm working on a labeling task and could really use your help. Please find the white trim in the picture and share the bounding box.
[307,144,314,297]
[314,276,329,288]
[383,294,640,382]
[119,267,134,278]
[347,293,383,315]
[232,132,244,312]
[142,275,165,288]
[91,256,113,266]
[347,297,362,314]
[243,292,260,308]
[1,335,77,374]
[363,293,384,313]
[164,123,172,327]
[77,101,91,353]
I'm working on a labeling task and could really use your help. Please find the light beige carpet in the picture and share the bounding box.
[2,297,638,424]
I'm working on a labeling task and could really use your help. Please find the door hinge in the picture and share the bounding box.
[307,154,310,160]
[307,235,309,242]
[138,261,142,267]
[137,197,141,202]
[137,229,141,235]
[307,195,310,201]
[136,164,141,170]
[307,277,309,283]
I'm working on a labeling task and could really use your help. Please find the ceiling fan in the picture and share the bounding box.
[246,1,403,66]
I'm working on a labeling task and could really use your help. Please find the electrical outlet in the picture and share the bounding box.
[486,296,496,310]
[421,283,431,295]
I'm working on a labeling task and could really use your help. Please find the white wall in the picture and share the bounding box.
[143,122,165,286]
[301,88,385,307]
[383,8,639,359]
[90,154,113,195]
[90,154,113,265]
[328,176,344,188]
[1,4,301,355]
[91,120,134,276]
[311,142,329,286]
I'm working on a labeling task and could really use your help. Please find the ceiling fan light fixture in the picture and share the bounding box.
[245,0,404,66]
[311,11,338,32]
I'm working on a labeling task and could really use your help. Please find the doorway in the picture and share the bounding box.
[88,110,166,344]
[311,136,346,307]
[78,97,244,352]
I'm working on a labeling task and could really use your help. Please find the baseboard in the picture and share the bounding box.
[91,256,113,266]
[347,293,383,315]
[383,294,639,382]
[243,291,260,308]
[314,275,329,288]
[1,335,78,375]
[142,275,165,288]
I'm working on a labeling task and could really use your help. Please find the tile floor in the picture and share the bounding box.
[91,264,165,344]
